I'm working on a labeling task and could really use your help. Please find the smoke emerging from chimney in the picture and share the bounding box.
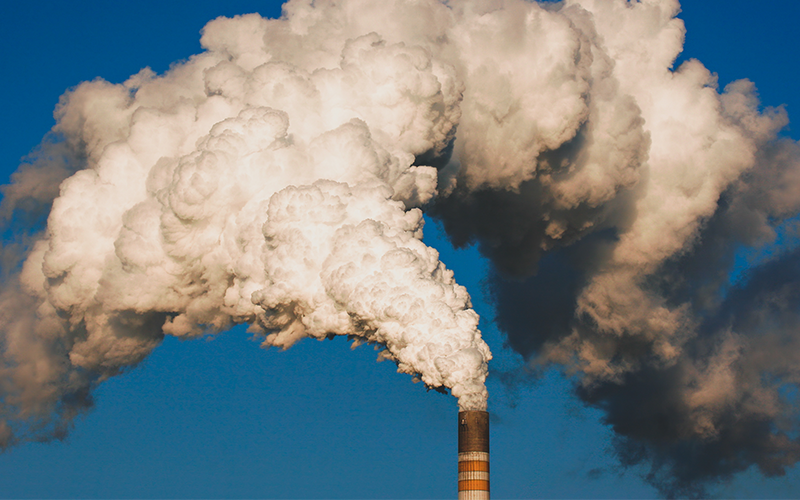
[2,0,800,496]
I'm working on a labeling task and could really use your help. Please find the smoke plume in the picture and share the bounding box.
[2,0,800,496]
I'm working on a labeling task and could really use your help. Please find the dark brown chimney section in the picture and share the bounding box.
[458,410,490,500]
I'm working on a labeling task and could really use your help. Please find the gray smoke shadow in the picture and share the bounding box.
[429,125,617,278]
[430,136,800,497]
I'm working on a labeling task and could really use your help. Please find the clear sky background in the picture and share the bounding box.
[0,1,799,498]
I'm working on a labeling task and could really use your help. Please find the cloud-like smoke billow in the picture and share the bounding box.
[0,0,495,448]
[2,0,800,496]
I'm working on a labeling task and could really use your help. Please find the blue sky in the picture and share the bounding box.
[1,1,799,498]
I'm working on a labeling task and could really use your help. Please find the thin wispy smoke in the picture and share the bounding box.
[1,0,799,497]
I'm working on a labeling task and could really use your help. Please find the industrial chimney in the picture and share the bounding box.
[458,410,490,500]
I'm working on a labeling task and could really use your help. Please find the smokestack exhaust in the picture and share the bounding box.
[458,410,490,500]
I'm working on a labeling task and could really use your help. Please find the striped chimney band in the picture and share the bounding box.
[458,410,490,500]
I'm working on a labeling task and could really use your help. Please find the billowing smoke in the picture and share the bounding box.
[0,0,497,448]
[432,0,800,497]
[2,0,799,496]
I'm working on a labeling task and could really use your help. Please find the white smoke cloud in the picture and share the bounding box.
[3,0,800,496]
[0,0,498,447]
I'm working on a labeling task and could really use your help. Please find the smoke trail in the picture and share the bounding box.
[3,0,800,496]
[0,0,499,448]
